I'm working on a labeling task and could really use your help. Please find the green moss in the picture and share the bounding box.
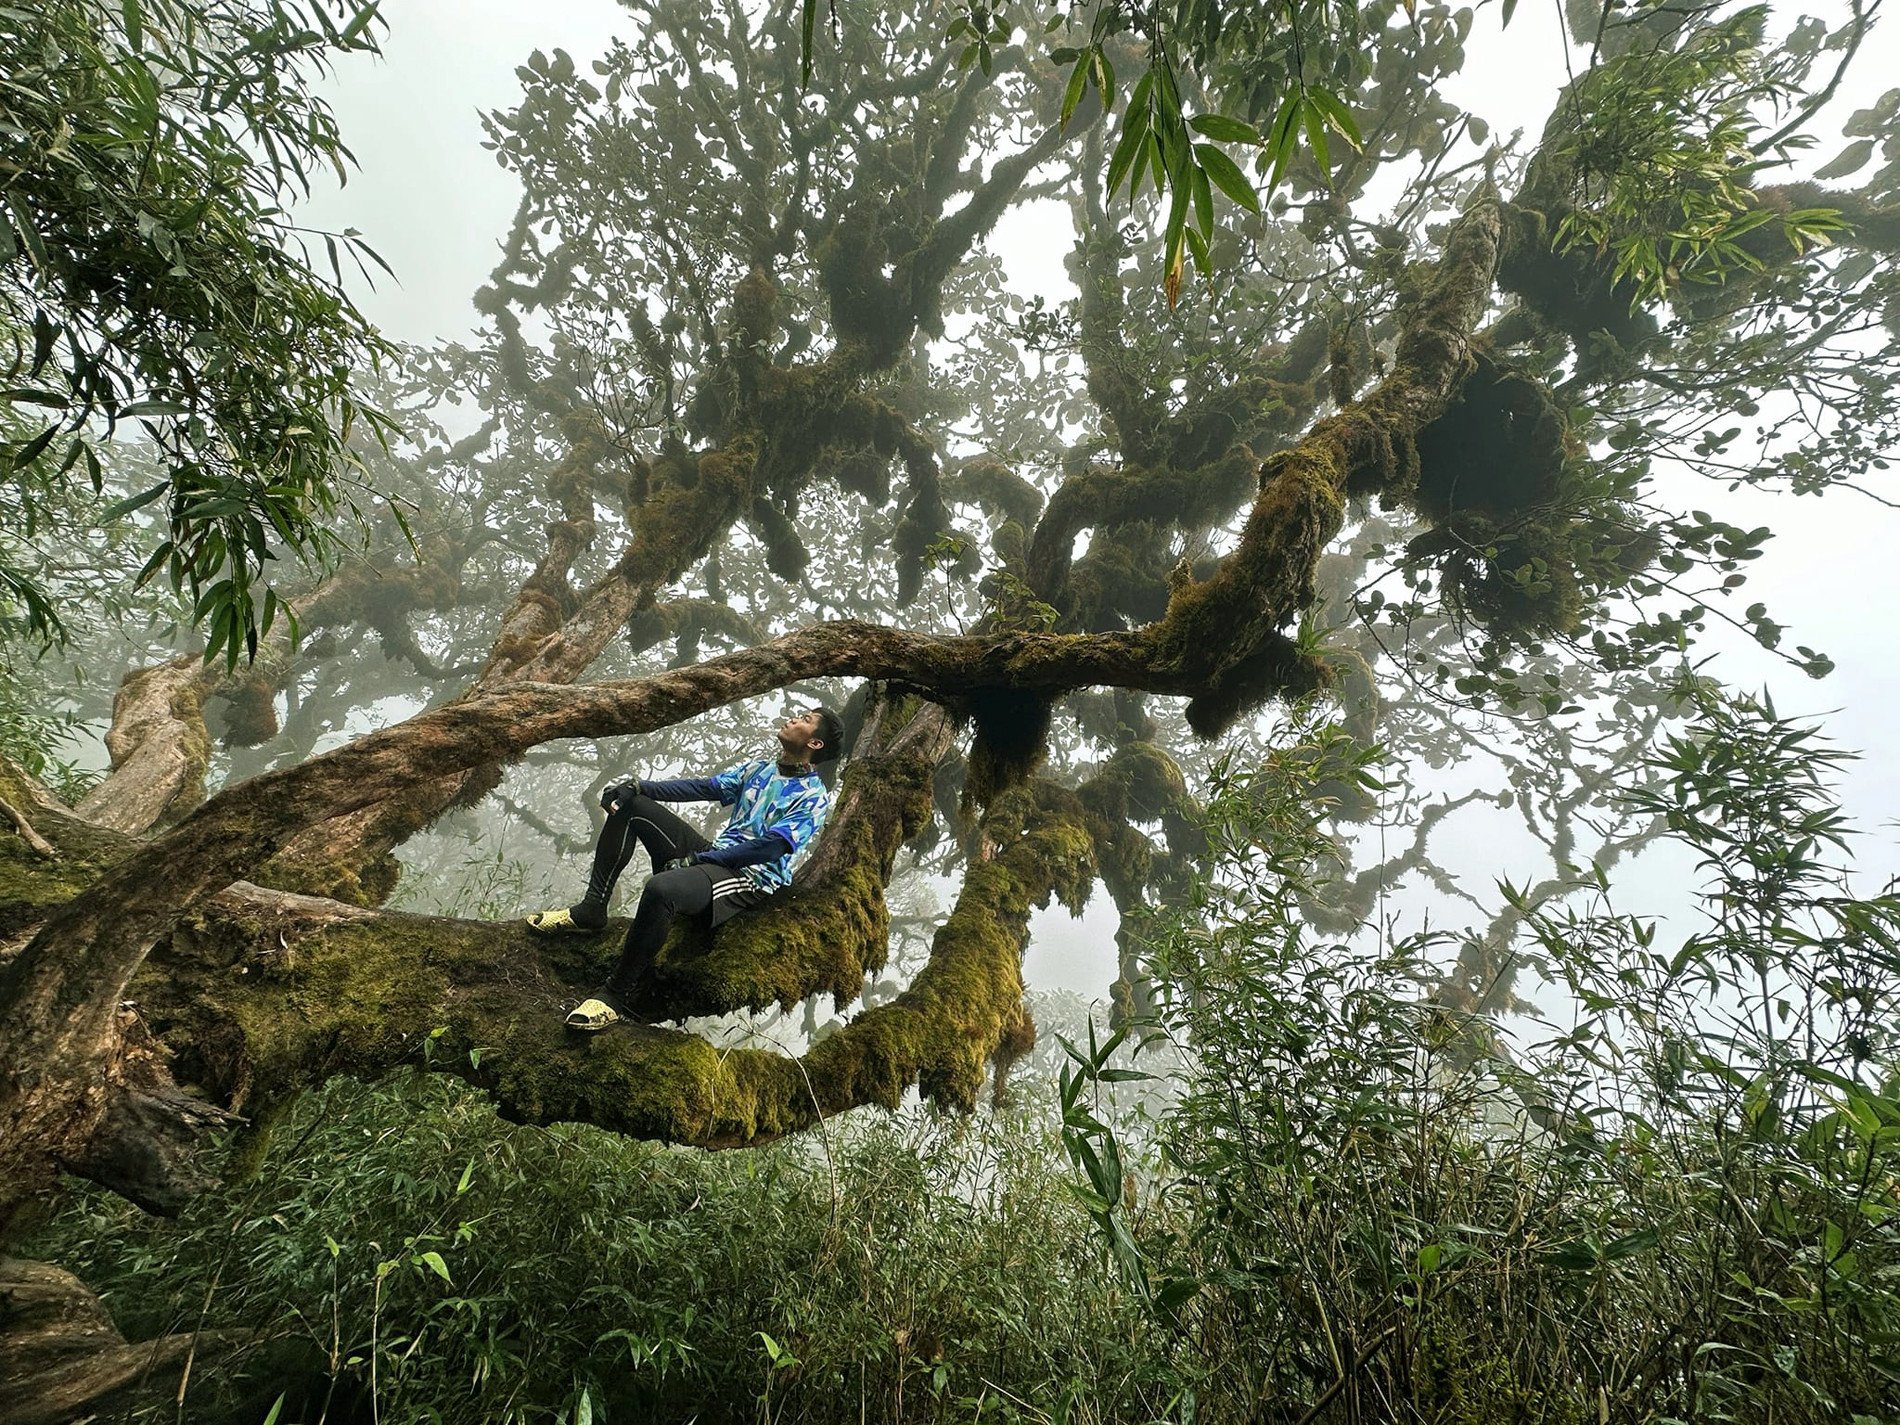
[617,438,760,590]
[1185,632,1331,738]
[0,767,134,936]
[943,459,1044,527]
[1496,201,1657,369]
[747,498,810,583]
[1149,444,1345,709]
[1411,354,1569,522]
[959,689,1055,813]
[812,206,916,370]
[729,266,778,350]
[117,767,1107,1150]
[1077,742,1188,825]
[218,674,279,748]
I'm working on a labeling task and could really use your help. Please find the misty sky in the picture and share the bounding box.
[296,1,1900,1003]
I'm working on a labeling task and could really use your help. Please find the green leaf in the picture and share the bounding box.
[418,1249,451,1282]
[1302,96,1331,176]
[1188,113,1259,144]
[1060,50,1089,131]
[97,481,170,522]
[1305,87,1364,151]
[1193,143,1259,213]
[339,2,380,45]
[1815,138,1874,180]
[1106,101,1152,199]
[1266,90,1303,191]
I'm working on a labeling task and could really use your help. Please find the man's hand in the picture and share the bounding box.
[600,778,640,811]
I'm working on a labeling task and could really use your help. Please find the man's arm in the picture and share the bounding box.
[604,761,756,808]
[692,829,796,871]
[635,775,726,802]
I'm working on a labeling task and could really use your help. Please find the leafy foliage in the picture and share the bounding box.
[1055,690,1900,1422]
[1551,4,1844,303]
[29,1081,1170,1423]
[0,0,398,663]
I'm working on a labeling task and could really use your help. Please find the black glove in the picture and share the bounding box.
[600,778,641,811]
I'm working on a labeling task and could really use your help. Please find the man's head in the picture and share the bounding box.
[777,704,845,765]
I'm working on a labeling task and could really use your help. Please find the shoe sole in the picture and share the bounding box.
[524,916,604,935]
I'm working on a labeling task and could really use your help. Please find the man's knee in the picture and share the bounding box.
[605,791,658,823]
[641,866,709,914]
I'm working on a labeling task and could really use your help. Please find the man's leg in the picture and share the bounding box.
[571,794,711,927]
[582,866,715,1013]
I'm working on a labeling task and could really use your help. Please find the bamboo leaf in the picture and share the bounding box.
[1194,142,1260,212]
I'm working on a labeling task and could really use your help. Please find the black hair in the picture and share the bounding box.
[811,704,845,764]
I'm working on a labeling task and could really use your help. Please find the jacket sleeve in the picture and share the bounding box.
[635,776,725,802]
[692,830,794,870]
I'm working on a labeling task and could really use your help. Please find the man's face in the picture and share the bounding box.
[776,708,825,759]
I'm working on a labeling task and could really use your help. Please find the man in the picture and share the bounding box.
[528,705,844,1031]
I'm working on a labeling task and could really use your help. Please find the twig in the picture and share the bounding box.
[0,792,57,859]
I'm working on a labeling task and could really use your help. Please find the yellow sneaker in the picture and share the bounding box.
[564,994,627,1031]
[523,907,602,935]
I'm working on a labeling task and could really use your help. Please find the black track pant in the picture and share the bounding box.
[578,794,709,916]
[579,795,764,999]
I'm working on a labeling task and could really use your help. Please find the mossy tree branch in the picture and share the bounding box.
[0,193,1501,1217]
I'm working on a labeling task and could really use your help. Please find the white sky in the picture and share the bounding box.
[297,1,1900,1003]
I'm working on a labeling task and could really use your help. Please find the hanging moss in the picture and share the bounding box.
[625,600,766,662]
[218,675,279,749]
[812,205,916,370]
[747,498,810,583]
[959,688,1055,812]
[728,265,778,351]
[1405,516,1588,643]
[990,1004,1037,1106]
[1411,354,1570,521]
[1061,525,1174,632]
[1391,354,1653,646]
[616,438,759,590]
[835,447,894,505]
[1185,632,1331,739]
[942,458,1045,527]
[1496,202,1658,368]
[989,519,1027,571]
[1077,742,1189,826]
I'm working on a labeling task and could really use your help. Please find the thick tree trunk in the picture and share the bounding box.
[73,659,214,834]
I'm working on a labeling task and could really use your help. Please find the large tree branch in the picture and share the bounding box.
[0,193,1501,1212]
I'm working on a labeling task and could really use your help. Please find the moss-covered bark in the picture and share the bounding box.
[83,772,1092,1152]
